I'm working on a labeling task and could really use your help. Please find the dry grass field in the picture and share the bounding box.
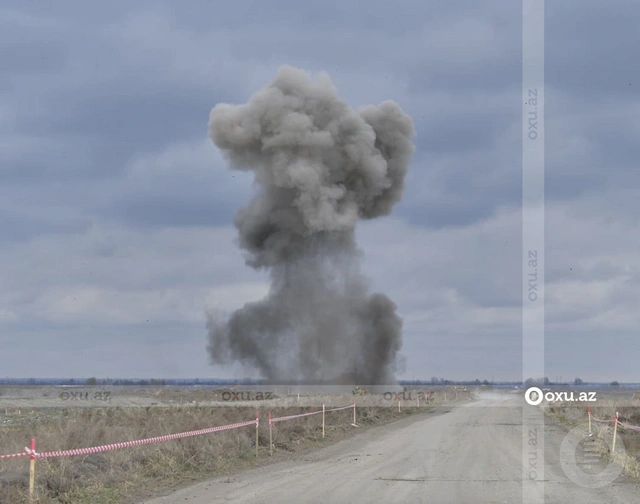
[540,388,640,480]
[0,386,471,503]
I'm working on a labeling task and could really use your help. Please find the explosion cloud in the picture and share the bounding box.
[206,65,415,385]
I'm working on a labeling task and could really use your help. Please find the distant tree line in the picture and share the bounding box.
[523,377,623,388]
[0,377,629,387]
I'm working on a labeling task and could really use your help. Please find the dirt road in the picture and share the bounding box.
[140,392,639,503]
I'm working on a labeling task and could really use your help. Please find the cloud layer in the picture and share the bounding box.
[2,0,639,382]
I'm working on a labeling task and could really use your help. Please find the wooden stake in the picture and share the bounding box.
[612,412,619,453]
[269,412,273,456]
[255,411,259,457]
[29,438,36,503]
[322,404,325,439]
[398,396,401,413]
[588,408,592,435]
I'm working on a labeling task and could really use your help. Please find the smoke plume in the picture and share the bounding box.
[206,65,415,385]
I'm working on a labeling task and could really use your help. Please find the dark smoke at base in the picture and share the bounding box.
[206,65,415,385]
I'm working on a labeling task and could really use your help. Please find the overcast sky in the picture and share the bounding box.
[1,1,639,382]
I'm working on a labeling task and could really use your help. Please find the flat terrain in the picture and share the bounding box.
[1,386,461,503]
[140,391,639,504]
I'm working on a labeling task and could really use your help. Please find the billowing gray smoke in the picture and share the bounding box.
[206,65,415,385]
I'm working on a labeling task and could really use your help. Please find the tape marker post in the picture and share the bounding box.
[352,400,358,427]
[612,412,619,453]
[255,411,259,458]
[268,412,273,457]
[28,438,36,503]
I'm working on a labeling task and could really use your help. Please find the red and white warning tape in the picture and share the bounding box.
[325,404,355,413]
[618,420,640,432]
[2,404,358,460]
[0,419,257,460]
[589,410,640,431]
[269,410,323,424]
[269,403,355,425]
[590,415,615,424]
[0,451,27,460]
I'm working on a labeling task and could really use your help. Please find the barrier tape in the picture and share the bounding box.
[325,404,355,413]
[3,404,357,460]
[0,451,27,460]
[591,416,615,424]
[1,419,257,460]
[269,404,355,425]
[618,421,640,432]
[589,410,640,431]
[270,410,323,424]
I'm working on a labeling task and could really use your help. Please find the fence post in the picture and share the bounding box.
[269,412,273,457]
[612,412,619,453]
[255,410,259,458]
[353,400,356,425]
[29,438,36,503]
[398,396,401,413]
[587,407,591,435]
[322,404,325,439]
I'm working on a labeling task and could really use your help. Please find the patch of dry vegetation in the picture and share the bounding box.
[0,394,445,504]
[541,393,640,480]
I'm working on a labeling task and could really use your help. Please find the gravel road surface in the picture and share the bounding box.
[140,391,639,503]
